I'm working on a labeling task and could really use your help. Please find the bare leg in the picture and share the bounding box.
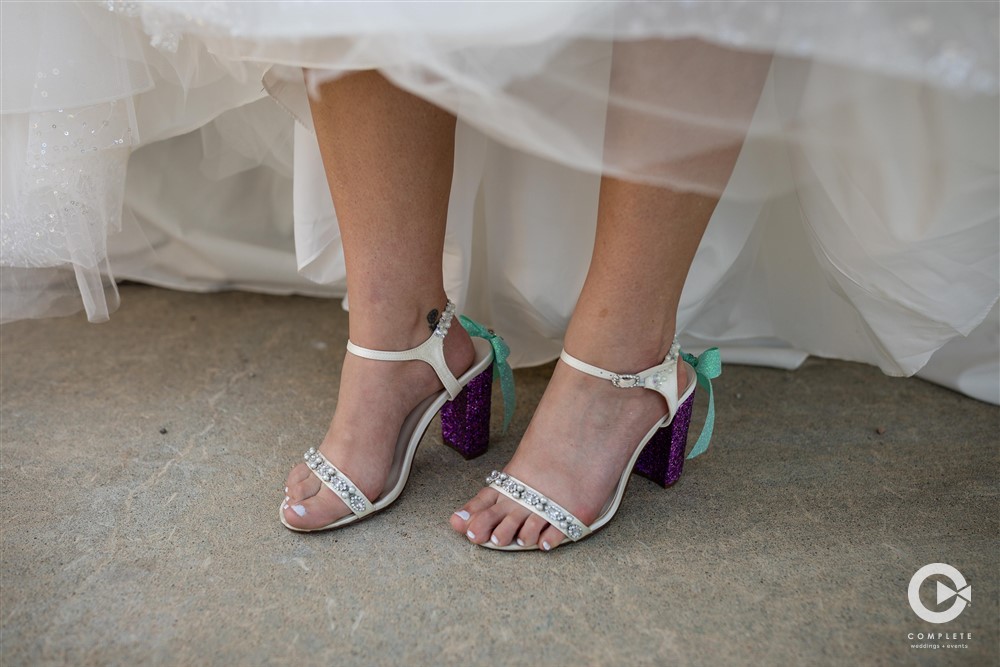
[283,71,473,529]
[451,40,771,549]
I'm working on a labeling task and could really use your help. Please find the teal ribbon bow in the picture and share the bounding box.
[681,347,721,459]
[459,315,516,432]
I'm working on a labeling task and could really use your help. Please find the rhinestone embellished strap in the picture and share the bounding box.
[486,471,591,541]
[560,337,681,417]
[346,300,462,399]
[303,447,374,517]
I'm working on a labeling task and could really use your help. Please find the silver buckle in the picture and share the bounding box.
[611,373,642,388]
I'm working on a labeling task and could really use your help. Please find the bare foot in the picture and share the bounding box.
[282,320,474,529]
[451,356,687,550]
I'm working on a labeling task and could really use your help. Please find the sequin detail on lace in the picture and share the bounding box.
[2,98,138,321]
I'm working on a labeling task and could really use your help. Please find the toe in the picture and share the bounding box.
[450,487,499,534]
[465,503,508,545]
[465,486,501,515]
[538,525,566,552]
[286,462,312,486]
[448,511,470,534]
[286,463,319,502]
[516,514,549,548]
[489,507,532,547]
[282,487,351,530]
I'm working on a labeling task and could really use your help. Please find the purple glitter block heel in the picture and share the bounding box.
[440,363,494,459]
[633,390,695,487]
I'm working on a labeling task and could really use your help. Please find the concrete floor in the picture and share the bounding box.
[1,285,997,666]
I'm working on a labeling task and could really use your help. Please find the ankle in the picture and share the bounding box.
[346,296,475,382]
[347,294,451,350]
[563,323,677,374]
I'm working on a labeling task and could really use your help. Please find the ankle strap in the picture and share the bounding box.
[559,338,682,417]
[346,301,463,399]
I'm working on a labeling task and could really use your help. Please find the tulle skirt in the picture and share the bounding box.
[2,1,998,401]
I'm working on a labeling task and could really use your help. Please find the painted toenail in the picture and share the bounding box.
[541,541,551,551]
[466,530,476,540]
[291,504,306,517]
[516,538,525,547]
[454,510,470,521]
[490,535,499,545]
[284,496,289,503]
[284,487,288,493]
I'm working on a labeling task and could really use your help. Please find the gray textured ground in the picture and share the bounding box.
[1,285,997,666]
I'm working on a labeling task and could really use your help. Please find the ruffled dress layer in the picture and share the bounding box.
[2,1,998,402]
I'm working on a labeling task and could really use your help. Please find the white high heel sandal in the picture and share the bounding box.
[281,301,512,532]
[478,338,719,551]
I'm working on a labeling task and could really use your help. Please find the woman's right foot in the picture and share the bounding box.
[282,307,475,530]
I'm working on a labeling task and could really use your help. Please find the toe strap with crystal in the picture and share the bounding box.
[303,447,375,518]
[486,470,591,542]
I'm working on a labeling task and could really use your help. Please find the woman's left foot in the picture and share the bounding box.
[450,356,686,550]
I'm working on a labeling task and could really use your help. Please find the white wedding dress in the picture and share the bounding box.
[2,1,998,403]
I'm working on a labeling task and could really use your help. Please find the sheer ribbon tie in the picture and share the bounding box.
[681,348,721,459]
[459,315,516,432]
